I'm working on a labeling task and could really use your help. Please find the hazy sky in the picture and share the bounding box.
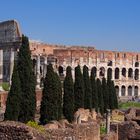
[0,0,140,52]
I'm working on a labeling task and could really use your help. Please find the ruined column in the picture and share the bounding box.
[43,56,47,77]
[36,54,41,89]
[106,109,111,134]
[0,49,3,83]
[10,49,14,84]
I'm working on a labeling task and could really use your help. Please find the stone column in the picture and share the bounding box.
[119,86,121,97]
[106,109,111,134]
[43,56,47,77]
[10,49,14,84]
[112,69,115,80]
[0,49,3,83]
[36,54,41,89]
[132,86,135,96]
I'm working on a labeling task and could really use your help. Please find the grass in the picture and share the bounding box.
[119,101,140,109]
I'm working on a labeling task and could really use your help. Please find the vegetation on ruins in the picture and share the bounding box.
[102,77,109,113]
[96,78,104,115]
[18,35,36,123]
[83,65,92,110]
[4,62,21,121]
[63,66,74,122]
[74,65,85,111]
[90,68,98,112]
[40,64,62,124]
[119,102,140,109]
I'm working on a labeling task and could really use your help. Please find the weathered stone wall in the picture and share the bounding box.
[45,122,100,140]
[101,132,117,140]
[0,121,47,140]
[0,121,100,140]
[111,121,140,140]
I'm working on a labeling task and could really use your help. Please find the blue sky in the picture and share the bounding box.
[0,0,140,52]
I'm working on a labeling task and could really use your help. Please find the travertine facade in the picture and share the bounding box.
[0,20,140,98]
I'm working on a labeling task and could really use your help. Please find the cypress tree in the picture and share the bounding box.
[74,65,84,111]
[63,66,74,122]
[18,35,36,123]
[83,65,92,110]
[4,62,21,121]
[102,77,109,113]
[40,64,62,124]
[90,68,98,112]
[107,77,115,109]
[96,78,104,115]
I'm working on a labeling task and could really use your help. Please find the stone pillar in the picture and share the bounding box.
[36,54,41,89]
[0,50,3,83]
[125,86,128,96]
[10,49,14,84]
[97,67,100,78]
[132,86,134,96]
[106,109,111,134]
[119,86,121,97]
[119,69,122,80]
[112,69,115,80]
[43,56,47,77]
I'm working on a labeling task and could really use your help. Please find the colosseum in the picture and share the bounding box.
[0,20,140,99]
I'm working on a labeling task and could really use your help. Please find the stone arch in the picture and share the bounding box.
[128,68,133,78]
[128,86,132,96]
[115,86,119,96]
[58,66,64,76]
[115,68,119,79]
[134,86,138,96]
[107,68,112,79]
[135,69,139,80]
[121,86,126,96]
[122,68,126,77]
[99,67,105,77]
[91,67,97,77]
[135,62,139,67]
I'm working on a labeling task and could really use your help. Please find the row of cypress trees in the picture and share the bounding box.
[4,35,36,123]
[63,65,118,122]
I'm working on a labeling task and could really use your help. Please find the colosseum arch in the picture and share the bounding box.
[91,67,97,77]
[135,62,139,67]
[135,69,139,80]
[99,67,105,77]
[128,68,133,78]
[115,68,119,79]
[122,68,126,77]
[121,86,126,96]
[107,68,112,79]
[134,86,138,96]
[115,86,119,96]
[128,86,132,96]
[58,66,64,76]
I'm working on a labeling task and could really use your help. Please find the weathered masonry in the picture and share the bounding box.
[0,20,140,98]
[0,20,22,83]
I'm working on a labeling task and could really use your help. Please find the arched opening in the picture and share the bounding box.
[115,68,119,79]
[122,68,126,77]
[32,59,36,69]
[99,67,105,77]
[135,69,139,80]
[135,62,139,67]
[58,66,64,76]
[121,86,126,96]
[115,86,119,96]
[91,67,97,77]
[107,68,112,79]
[128,86,132,96]
[134,86,138,96]
[108,60,112,66]
[128,68,133,78]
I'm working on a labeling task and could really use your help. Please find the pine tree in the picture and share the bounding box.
[96,78,104,115]
[63,66,74,122]
[83,65,92,110]
[102,77,109,113]
[4,62,21,121]
[40,64,62,124]
[74,65,84,111]
[90,68,98,112]
[18,35,36,123]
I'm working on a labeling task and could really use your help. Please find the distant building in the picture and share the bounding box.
[0,20,139,98]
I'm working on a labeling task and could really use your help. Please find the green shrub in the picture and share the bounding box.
[100,125,106,135]
[27,121,46,133]
[2,82,10,91]
[119,102,140,109]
